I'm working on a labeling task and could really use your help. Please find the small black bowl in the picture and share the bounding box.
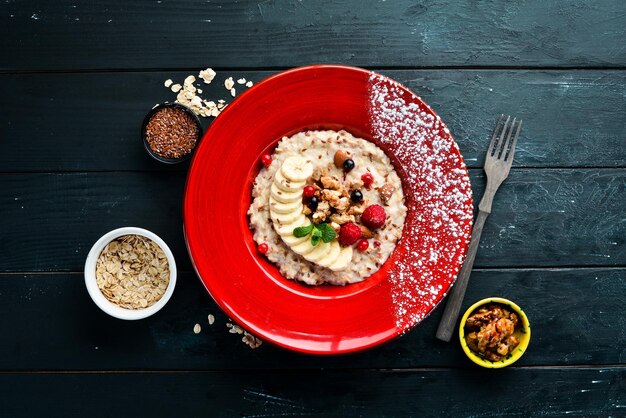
[141,102,204,164]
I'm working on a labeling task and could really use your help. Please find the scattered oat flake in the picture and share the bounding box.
[224,77,235,90]
[199,68,216,84]
[208,314,215,325]
[242,332,263,349]
[237,78,246,85]
[193,323,201,334]
[164,68,235,119]
[164,79,173,88]
[226,322,244,334]
[245,81,253,88]
[226,322,263,348]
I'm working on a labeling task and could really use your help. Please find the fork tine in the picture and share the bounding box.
[506,119,523,162]
[494,115,511,158]
[500,117,516,160]
[487,114,504,155]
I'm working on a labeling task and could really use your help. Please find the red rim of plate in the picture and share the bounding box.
[183,65,473,354]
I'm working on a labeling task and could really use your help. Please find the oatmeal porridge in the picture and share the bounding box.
[247,130,407,285]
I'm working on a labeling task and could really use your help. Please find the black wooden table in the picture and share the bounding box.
[1,1,625,416]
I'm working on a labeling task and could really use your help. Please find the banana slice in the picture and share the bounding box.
[303,242,333,263]
[317,241,341,268]
[281,156,314,182]
[274,170,305,193]
[273,215,309,236]
[327,246,353,271]
[281,233,310,247]
[291,238,318,256]
[270,208,303,225]
[270,157,351,272]
[269,197,302,215]
[270,183,302,204]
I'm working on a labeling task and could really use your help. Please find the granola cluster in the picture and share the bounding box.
[304,164,396,238]
[304,166,363,228]
[464,304,522,361]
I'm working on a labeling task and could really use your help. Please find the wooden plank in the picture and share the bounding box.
[0,169,624,272]
[0,269,622,370]
[1,0,625,70]
[0,368,623,417]
[1,70,625,172]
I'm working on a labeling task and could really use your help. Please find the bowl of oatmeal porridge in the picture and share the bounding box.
[183,65,473,354]
[247,130,407,286]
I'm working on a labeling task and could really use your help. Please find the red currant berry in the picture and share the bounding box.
[258,243,269,254]
[303,185,316,198]
[374,241,382,247]
[260,154,272,167]
[361,172,374,188]
[357,239,369,252]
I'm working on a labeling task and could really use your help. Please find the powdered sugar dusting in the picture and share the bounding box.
[368,73,473,333]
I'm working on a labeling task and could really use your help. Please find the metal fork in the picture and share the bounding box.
[435,114,523,342]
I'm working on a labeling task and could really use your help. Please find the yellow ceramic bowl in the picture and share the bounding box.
[459,297,531,369]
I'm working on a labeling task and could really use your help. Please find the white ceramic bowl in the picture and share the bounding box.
[84,227,177,320]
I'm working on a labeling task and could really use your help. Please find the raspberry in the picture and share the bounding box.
[361,204,386,229]
[260,154,272,167]
[339,222,362,246]
[258,243,269,254]
[361,172,374,188]
[356,239,369,252]
[303,185,316,198]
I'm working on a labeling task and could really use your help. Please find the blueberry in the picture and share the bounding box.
[307,196,319,211]
[350,190,363,203]
[343,159,355,172]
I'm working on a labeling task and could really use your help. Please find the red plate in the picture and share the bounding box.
[184,65,473,354]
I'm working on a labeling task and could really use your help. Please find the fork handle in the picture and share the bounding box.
[435,209,489,342]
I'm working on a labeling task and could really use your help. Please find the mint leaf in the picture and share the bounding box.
[311,235,321,246]
[311,228,322,246]
[317,223,337,243]
[293,224,314,238]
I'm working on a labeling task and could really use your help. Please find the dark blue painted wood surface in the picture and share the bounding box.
[0,0,624,416]
[1,0,625,70]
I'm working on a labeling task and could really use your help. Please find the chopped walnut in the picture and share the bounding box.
[333,197,350,212]
[330,222,341,232]
[347,204,366,216]
[311,166,326,182]
[321,175,342,190]
[330,213,355,225]
[347,180,365,191]
[311,201,331,223]
[321,189,342,203]
[497,335,520,356]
